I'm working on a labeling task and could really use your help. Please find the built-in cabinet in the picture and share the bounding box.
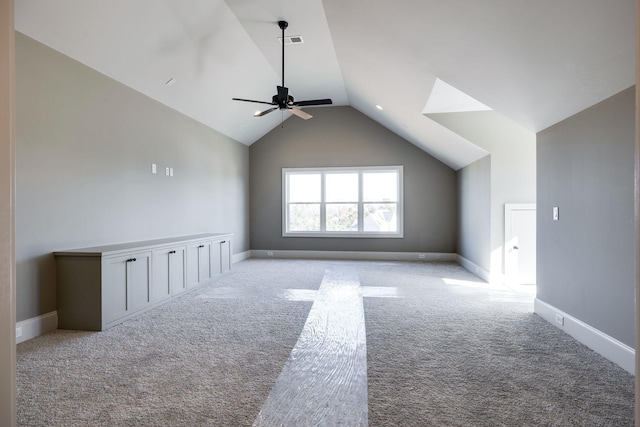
[55,233,233,331]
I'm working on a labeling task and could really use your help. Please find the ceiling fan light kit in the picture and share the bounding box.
[232,20,332,120]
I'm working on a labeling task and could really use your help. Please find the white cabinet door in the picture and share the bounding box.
[170,247,186,295]
[127,251,152,313]
[152,248,172,303]
[103,251,151,324]
[220,240,231,273]
[187,241,212,289]
[198,242,212,283]
[186,243,200,289]
[210,238,231,277]
[104,255,129,324]
[211,240,222,277]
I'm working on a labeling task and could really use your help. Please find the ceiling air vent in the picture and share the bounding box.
[278,36,304,45]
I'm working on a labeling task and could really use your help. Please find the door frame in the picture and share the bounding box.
[0,0,16,425]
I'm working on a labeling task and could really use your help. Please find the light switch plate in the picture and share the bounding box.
[151,163,157,174]
[553,206,559,221]
[165,167,170,176]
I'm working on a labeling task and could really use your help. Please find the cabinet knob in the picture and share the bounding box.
[198,244,205,248]
[132,258,137,262]
[169,250,176,254]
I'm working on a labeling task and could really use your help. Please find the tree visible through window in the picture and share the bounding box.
[283,166,403,237]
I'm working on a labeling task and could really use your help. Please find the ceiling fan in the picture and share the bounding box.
[232,20,332,120]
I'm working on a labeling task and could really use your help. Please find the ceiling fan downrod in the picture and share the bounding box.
[278,20,288,88]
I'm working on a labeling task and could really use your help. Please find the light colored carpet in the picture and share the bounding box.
[359,261,634,426]
[17,259,634,426]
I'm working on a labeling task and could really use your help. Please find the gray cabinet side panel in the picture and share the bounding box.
[56,256,102,331]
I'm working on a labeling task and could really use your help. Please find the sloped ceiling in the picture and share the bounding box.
[14,0,635,170]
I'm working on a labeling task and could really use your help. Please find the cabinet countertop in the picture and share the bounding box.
[54,233,233,257]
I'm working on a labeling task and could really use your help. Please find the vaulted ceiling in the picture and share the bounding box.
[15,0,636,170]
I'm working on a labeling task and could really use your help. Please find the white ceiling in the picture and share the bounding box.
[14,0,636,170]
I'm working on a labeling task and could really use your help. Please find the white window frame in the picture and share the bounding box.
[282,166,404,238]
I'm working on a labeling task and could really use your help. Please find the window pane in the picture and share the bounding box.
[326,203,358,231]
[363,172,398,202]
[363,203,397,232]
[289,174,321,202]
[326,173,358,202]
[289,204,321,231]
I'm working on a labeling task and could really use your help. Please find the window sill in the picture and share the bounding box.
[282,232,404,239]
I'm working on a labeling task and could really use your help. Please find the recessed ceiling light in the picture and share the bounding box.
[165,77,176,86]
[375,104,383,110]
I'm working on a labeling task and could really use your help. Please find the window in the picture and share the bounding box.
[283,166,403,238]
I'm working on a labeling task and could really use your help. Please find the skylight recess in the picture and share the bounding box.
[423,78,492,114]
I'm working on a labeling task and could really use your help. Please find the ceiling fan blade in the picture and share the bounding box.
[232,97,275,106]
[254,107,278,117]
[291,98,333,107]
[289,108,313,120]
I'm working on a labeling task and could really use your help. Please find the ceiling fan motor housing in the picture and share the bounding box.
[272,93,294,109]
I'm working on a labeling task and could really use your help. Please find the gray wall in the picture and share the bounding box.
[537,85,635,348]
[250,106,457,253]
[15,33,250,322]
[457,156,491,271]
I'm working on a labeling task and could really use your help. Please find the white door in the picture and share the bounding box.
[505,204,536,285]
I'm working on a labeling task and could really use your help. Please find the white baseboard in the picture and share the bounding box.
[250,250,457,262]
[534,299,635,374]
[16,311,58,344]
[456,255,492,283]
[232,250,251,264]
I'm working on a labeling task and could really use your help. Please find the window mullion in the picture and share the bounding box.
[320,172,326,232]
[358,172,364,232]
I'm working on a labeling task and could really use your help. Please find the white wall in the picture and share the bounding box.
[457,155,491,272]
[430,111,536,281]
